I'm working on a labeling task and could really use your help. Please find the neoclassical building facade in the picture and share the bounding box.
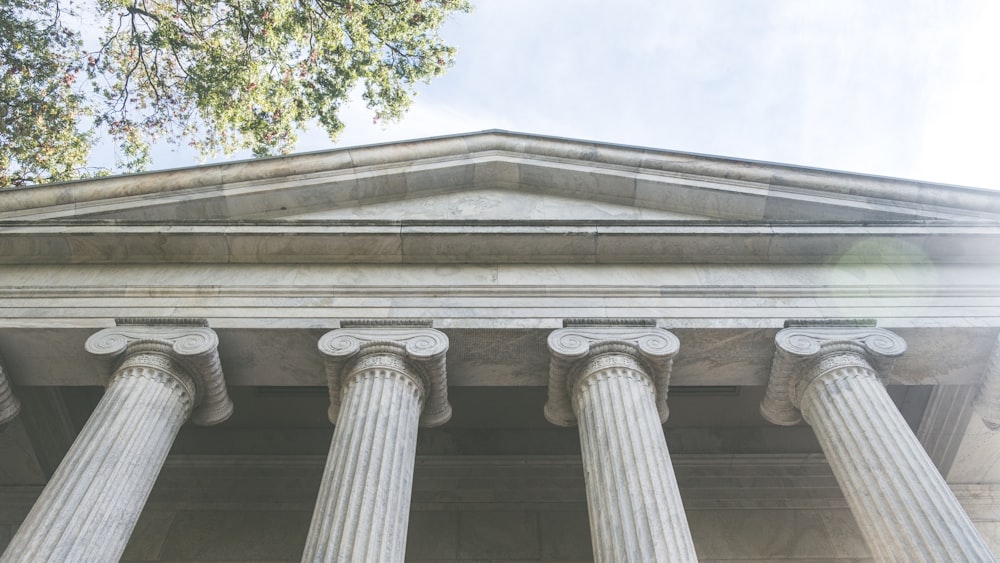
[1,131,999,561]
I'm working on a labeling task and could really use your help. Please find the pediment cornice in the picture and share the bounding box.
[1,130,998,223]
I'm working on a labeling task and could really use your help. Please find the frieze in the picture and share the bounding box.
[318,327,450,427]
[85,320,233,426]
[760,325,906,426]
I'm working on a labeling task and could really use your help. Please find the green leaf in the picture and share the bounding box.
[1,0,470,187]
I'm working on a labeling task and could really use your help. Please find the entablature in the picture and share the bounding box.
[2,221,1000,265]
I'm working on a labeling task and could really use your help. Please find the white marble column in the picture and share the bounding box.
[0,354,20,425]
[545,325,697,563]
[761,324,996,562]
[304,327,451,563]
[0,320,232,563]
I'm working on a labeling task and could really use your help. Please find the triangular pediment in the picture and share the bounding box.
[2,132,1000,265]
[275,189,712,222]
[2,130,998,225]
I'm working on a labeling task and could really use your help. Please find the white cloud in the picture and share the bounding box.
[134,0,999,190]
[299,92,518,151]
[913,2,1000,188]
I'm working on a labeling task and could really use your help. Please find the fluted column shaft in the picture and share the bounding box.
[1,347,193,562]
[800,357,995,562]
[546,326,696,563]
[0,356,19,425]
[309,327,451,563]
[573,352,697,562]
[762,326,995,562]
[302,354,424,562]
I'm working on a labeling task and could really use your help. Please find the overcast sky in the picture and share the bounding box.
[141,0,1000,190]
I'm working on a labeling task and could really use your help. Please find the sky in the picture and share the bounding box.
[139,0,1000,190]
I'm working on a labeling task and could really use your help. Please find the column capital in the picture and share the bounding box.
[545,325,680,427]
[318,326,451,427]
[972,332,1000,429]
[0,354,20,425]
[760,324,906,426]
[84,318,233,426]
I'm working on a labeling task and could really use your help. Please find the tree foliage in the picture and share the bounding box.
[1,0,469,187]
[1,2,92,187]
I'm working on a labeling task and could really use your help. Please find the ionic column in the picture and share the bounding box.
[0,353,20,425]
[1,320,232,563]
[545,325,697,563]
[304,327,451,563]
[761,324,996,562]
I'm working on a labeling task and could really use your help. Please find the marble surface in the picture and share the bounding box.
[4,260,996,289]
[4,223,1000,266]
[2,325,998,389]
[3,134,1000,271]
[0,360,18,425]
[0,259,997,391]
[3,131,998,223]
[761,326,907,425]
[948,414,1000,484]
[2,357,197,561]
[85,323,233,426]
[572,356,697,561]
[284,188,710,221]
[318,327,451,426]
[759,326,995,560]
[305,328,451,562]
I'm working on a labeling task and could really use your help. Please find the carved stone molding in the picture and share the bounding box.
[318,327,451,427]
[760,326,906,426]
[973,332,1000,430]
[545,326,680,427]
[0,353,20,425]
[84,321,233,426]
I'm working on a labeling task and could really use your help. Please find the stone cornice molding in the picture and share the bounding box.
[4,224,1000,266]
[84,321,233,425]
[4,130,999,221]
[760,326,907,425]
[544,326,680,426]
[972,332,1000,429]
[0,353,20,424]
[318,327,451,427]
